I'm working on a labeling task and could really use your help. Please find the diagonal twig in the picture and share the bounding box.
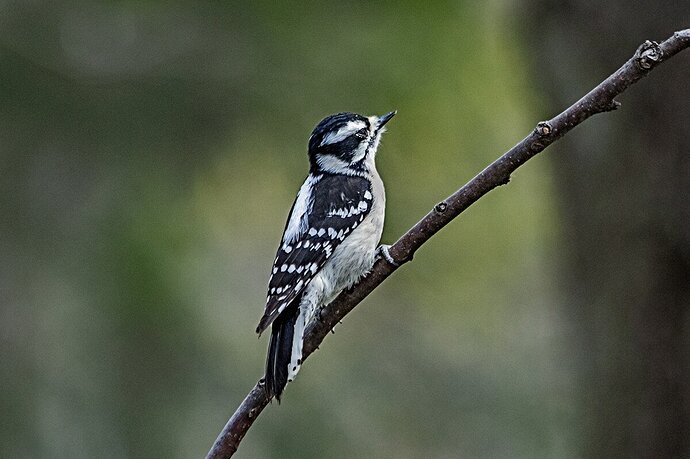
[206,29,690,458]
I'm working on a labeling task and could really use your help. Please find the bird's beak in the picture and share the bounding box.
[376,111,396,129]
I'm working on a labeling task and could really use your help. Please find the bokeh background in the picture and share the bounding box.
[2,1,689,458]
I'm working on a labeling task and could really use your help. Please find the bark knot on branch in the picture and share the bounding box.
[435,201,448,213]
[535,121,552,136]
[635,40,662,69]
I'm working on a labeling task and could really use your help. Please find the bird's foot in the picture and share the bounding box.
[375,244,399,267]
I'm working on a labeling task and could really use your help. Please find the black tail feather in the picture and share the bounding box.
[265,303,299,402]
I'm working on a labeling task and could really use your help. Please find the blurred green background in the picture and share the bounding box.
[2,1,688,458]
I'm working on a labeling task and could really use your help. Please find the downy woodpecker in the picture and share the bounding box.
[256,111,396,401]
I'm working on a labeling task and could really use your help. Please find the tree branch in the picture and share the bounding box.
[206,29,690,459]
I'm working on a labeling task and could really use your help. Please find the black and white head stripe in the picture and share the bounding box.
[308,112,369,151]
[319,119,368,147]
[306,111,395,175]
[256,174,373,333]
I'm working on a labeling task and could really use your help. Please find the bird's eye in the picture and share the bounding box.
[355,129,368,139]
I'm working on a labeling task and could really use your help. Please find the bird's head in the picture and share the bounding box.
[307,111,396,175]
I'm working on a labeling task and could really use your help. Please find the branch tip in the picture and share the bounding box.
[674,29,690,41]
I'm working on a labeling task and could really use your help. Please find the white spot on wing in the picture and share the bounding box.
[364,190,372,200]
[328,207,350,218]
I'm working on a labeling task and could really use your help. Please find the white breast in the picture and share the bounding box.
[315,168,385,306]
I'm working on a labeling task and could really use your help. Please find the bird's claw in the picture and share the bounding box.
[375,244,399,267]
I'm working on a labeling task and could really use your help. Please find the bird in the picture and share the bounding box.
[256,111,397,401]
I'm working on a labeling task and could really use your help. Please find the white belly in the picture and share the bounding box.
[303,170,385,321]
[287,173,385,381]
[287,163,386,382]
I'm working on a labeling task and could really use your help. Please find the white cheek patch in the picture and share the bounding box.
[350,142,368,163]
[320,120,367,146]
[315,154,351,174]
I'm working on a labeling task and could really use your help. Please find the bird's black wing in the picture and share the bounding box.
[257,174,373,333]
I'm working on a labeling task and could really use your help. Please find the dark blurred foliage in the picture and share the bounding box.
[0,1,686,458]
[521,2,690,457]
